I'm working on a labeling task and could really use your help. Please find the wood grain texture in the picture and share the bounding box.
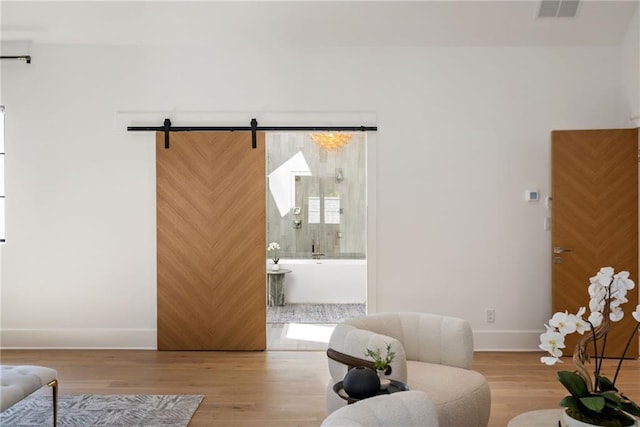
[1,349,638,426]
[156,132,266,350]
[552,128,638,358]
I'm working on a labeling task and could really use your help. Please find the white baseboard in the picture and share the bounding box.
[0,328,157,349]
[1,328,542,351]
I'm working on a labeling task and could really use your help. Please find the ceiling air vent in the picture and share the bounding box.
[538,0,579,18]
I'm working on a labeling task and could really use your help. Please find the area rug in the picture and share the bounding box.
[0,394,203,426]
[267,303,365,324]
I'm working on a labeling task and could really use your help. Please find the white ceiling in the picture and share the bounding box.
[1,1,638,48]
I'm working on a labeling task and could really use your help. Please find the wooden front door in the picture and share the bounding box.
[551,128,638,358]
[156,132,266,350]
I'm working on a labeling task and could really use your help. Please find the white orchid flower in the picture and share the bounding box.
[632,304,640,322]
[572,308,589,334]
[610,289,628,305]
[267,242,280,251]
[541,356,563,365]
[539,330,565,353]
[589,311,603,327]
[613,271,635,291]
[550,311,577,335]
[539,329,564,366]
[610,275,630,302]
[575,319,589,334]
[597,267,615,285]
[614,270,630,279]
[609,306,625,322]
[590,297,605,313]
[588,283,606,300]
[610,295,628,308]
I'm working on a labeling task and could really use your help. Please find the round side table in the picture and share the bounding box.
[508,409,564,427]
[332,379,409,405]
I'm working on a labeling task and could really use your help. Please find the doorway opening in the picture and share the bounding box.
[265,132,367,350]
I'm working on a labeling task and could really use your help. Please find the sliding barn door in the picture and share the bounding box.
[156,132,266,350]
[551,128,638,358]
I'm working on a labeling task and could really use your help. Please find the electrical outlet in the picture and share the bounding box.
[486,309,495,323]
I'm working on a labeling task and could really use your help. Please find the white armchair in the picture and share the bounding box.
[321,391,439,427]
[326,312,491,427]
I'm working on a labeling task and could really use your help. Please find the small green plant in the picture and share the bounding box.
[365,342,396,371]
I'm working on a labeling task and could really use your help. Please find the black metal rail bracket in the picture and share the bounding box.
[163,118,171,149]
[250,118,258,149]
[0,55,31,64]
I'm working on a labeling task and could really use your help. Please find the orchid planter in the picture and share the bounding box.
[562,408,638,427]
[540,267,640,427]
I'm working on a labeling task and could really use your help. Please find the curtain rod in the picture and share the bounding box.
[0,55,31,64]
[127,118,378,149]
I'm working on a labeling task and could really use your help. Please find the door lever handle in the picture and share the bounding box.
[553,246,574,254]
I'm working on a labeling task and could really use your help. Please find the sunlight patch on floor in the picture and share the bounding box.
[285,323,335,343]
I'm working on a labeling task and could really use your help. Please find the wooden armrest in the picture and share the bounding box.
[327,348,392,375]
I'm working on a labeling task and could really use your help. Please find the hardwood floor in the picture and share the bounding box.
[1,349,638,426]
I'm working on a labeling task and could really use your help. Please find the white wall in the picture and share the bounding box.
[622,5,640,126]
[1,7,637,350]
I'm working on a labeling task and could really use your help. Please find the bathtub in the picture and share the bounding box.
[270,259,366,304]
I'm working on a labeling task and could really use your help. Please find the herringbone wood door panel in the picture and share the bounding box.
[552,128,638,358]
[156,132,266,350]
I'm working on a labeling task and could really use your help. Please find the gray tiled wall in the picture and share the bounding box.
[266,133,366,259]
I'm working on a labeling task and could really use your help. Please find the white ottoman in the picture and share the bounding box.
[0,365,58,426]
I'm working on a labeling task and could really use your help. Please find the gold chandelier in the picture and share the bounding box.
[310,133,352,151]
